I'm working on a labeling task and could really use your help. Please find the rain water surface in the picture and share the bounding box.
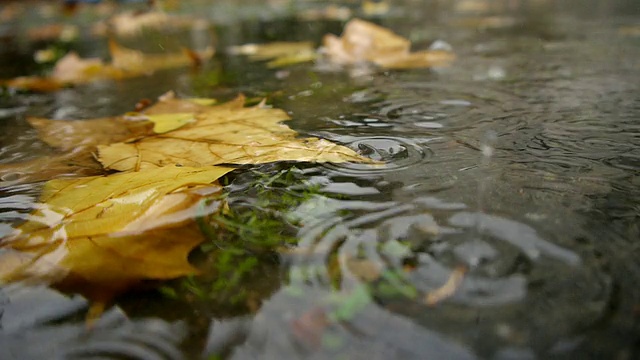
[1,1,639,359]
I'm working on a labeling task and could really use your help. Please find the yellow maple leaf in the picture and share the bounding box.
[97,94,374,172]
[0,165,232,302]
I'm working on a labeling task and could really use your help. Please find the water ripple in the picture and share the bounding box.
[319,136,432,174]
[284,194,612,353]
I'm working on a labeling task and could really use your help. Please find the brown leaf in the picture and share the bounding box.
[322,18,455,69]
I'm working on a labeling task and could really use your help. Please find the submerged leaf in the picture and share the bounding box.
[98,95,374,172]
[0,114,150,185]
[0,165,233,301]
[322,18,455,69]
[0,151,104,186]
[425,266,466,306]
[27,116,148,152]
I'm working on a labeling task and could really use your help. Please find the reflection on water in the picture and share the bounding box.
[1,0,639,358]
[0,285,186,360]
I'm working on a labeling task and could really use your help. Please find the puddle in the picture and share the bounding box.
[1,0,639,359]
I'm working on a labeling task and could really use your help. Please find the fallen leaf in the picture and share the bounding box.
[51,52,120,84]
[361,0,390,16]
[93,10,206,37]
[375,50,460,70]
[298,5,352,21]
[97,94,374,172]
[229,41,317,68]
[27,24,79,42]
[322,18,456,69]
[27,115,149,152]
[8,92,371,183]
[97,11,172,36]
[425,266,466,306]
[108,39,214,75]
[3,41,213,92]
[2,77,65,92]
[0,151,104,187]
[0,165,233,302]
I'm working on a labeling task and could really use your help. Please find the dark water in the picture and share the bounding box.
[1,1,639,359]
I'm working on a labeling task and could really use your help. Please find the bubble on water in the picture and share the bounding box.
[439,99,472,107]
[453,240,498,267]
[480,130,498,159]
[320,136,431,174]
[429,40,454,52]
[414,121,444,129]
